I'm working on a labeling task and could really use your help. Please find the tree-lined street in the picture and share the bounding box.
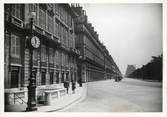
[61,78,162,112]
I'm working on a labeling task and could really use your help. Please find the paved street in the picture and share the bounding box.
[60,78,162,112]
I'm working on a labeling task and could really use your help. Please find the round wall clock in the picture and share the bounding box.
[31,36,40,49]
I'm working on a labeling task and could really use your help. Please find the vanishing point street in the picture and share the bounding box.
[61,78,162,112]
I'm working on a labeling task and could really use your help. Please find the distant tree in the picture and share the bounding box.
[128,54,162,81]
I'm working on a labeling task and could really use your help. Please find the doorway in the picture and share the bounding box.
[11,70,19,88]
[41,71,46,85]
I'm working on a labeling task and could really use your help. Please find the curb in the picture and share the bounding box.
[48,84,87,112]
[56,84,87,112]
[47,95,82,112]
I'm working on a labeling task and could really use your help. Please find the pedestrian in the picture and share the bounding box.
[72,80,76,94]
[64,79,69,94]
[78,78,82,87]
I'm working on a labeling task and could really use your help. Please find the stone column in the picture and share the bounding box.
[53,50,57,84]
[59,71,61,83]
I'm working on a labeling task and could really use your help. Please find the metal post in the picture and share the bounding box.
[26,17,37,111]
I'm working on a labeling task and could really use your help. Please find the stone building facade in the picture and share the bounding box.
[4,4,80,105]
[4,3,121,105]
[125,65,136,77]
[71,4,121,82]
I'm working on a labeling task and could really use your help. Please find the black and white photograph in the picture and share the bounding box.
[2,1,166,115]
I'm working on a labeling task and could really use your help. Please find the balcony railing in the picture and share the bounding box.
[34,25,43,35]
[45,31,52,39]
[11,16,24,28]
[5,13,24,28]
[33,24,61,45]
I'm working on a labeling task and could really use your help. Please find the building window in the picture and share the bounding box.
[57,52,61,65]
[62,53,64,66]
[72,37,75,48]
[65,54,68,67]
[70,33,73,48]
[33,49,38,61]
[58,23,61,38]
[11,34,20,58]
[60,7,63,20]
[11,4,23,20]
[64,53,66,66]
[41,71,46,85]
[49,48,54,64]
[66,55,69,67]
[68,15,71,27]
[63,28,66,44]
[41,45,46,62]
[29,4,37,24]
[64,10,67,24]
[54,20,58,36]
[54,50,58,65]
[48,15,53,33]
[50,72,54,84]
[58,51,61,66]
[60,26,63,43]
[56,72,59,83]
[66,30,68,47]
[54,4,59,16]
[11,69,19,88]
[60,52,62,66]
[39,8,46,29]
[63,53,65,66]
[4,4,10,14]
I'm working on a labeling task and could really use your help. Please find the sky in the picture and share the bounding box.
[81,3,162,75]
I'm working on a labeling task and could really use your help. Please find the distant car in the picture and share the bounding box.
[115,76,123,82]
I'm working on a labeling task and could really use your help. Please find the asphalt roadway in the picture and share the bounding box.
[60,78,162,112]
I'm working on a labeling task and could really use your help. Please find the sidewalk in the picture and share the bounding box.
[5,83,87,112]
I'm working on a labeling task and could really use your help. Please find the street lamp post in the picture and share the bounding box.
[26,12,39,111]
